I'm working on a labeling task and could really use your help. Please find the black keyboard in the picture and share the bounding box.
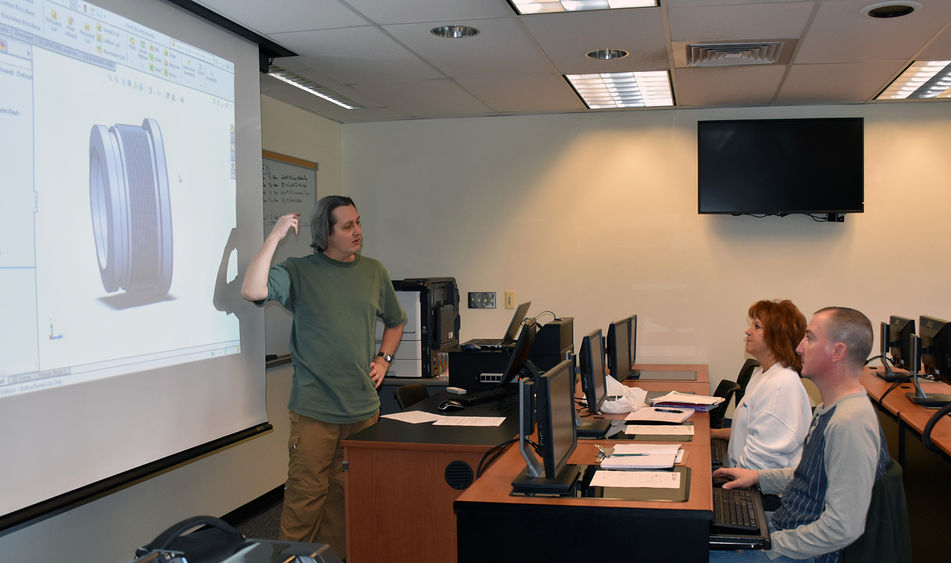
[712,487,760,533]
[711,438,728,467]
[458,386,515,406]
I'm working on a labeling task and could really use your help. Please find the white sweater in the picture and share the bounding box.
[727,363,812,470]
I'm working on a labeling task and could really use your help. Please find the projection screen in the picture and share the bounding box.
[0,0,267,529]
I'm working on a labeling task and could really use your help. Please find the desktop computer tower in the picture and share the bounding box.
[448,317,574,391]
[375,277,460,378]
[531,317,574,371]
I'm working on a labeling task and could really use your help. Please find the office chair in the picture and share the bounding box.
[394,383,429,410]
[710,379,741,429]
[840,458,912,563]
[733,358,760,407]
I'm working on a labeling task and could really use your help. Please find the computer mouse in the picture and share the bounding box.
[713,475,732,488]
[438,400,464,411]
[461,344,481,351]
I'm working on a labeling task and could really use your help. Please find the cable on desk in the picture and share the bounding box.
[880,376,912,402]
[922,402,951,454]
[475,438,540,478]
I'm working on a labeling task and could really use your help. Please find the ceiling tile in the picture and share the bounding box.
[349,79,495,118]
[668,1,814,42]
[778,61,909,103]
[384,18,554,78]
[521,8,669,73]
[271,27,442,83]
[674,65,786,107]
[345,0,514,25]
[456,75,587,114]
[796,0,951,64]
[195,0,366,34]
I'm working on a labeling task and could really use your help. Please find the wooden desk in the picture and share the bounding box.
[860,366,951,560]
[343,393,518,563]
[455,376,712,562]
[454,418,712,562]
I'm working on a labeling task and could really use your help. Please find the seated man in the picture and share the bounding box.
[711,307,889,563]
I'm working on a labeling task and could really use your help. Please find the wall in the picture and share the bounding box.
[343,103,951,395]
[0,96,341,563]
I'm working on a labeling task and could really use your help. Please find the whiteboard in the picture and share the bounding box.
[262,150,317,358]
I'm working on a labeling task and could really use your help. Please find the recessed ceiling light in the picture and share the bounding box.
[586,49,629,60]
[877,60,951,100]
[566,71,673,109]
[862,1,920,19]
[510,0,656,15]
[267,66,362,110]
[431,25,480,38]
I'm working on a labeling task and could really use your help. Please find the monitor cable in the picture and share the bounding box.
[475,438,540,478]
[922,402,951,455]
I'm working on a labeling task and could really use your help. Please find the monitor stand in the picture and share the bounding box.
[576,418,611,438]
[906,372,951,407]
[872,355,906,383]
[511,464,582,496]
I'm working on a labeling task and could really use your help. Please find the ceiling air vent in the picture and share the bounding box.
[686,42,783,67]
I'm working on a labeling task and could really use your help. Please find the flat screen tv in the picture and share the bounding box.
[698,117,864,216]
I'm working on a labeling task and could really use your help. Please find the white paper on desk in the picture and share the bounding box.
[625,407,693,424]
[381,410,444,424]
[611,443,681,455]
[432,416,505,427]
[590,470,681,489]
[624,424,695,436]
[651,390,723,406]
[600,452,676,470]
[599,443,681,470]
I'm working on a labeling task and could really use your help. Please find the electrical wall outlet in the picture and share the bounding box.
[468,291,496,309]
[504,291,515,309]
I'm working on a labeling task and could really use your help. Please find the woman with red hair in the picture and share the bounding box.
[716,299,812,470]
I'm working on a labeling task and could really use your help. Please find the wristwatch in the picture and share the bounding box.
[376,352,394,363]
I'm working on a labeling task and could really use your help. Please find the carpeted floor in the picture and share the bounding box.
[233,499,282,540]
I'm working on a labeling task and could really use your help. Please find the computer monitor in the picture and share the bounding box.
[577,329,611,438]
[629,314,638,367]
[580,329,607,416]
[920,316,951,377]
[512,359,581,496]
[906,316,951,407]
[889,316,916,370]
[607,318,632,380]
[500,319,540,385]
[502,301,532,345]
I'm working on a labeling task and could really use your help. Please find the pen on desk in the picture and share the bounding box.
[607,453,648,457]
[654,408,683,413]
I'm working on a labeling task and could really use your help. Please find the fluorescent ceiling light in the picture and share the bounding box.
[877,60,951,100]
[511,0,656,15]
[267,66,362,110]
[566,71,673,109]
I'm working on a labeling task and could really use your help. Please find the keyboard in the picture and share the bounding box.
[711,438,728,467]
[712,487,761,533]
[458,386,516,406]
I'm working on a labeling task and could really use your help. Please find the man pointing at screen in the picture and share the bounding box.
[242,195,405,557]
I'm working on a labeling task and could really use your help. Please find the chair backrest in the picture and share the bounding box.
[710,379,741,429]
[394,383,429,410]
[840,458,912,563]
[733,358,760,406]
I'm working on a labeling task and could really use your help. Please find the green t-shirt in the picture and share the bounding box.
[265,253,406,423]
